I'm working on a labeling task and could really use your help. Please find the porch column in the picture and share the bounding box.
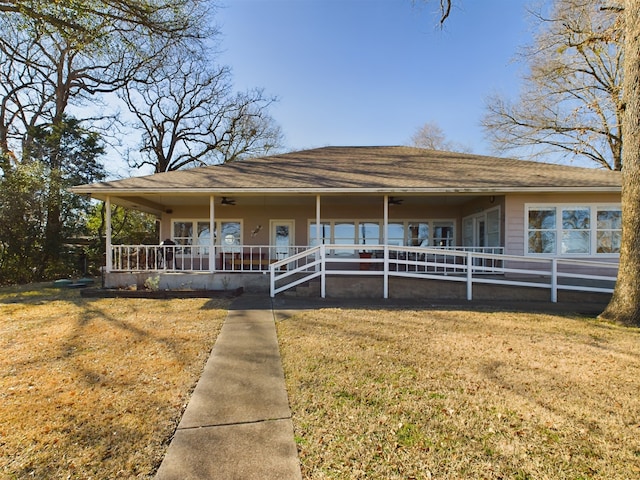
[105,195,112,273]
[316,195,321,245]
[210,195,215,272]
[383,195,388,244]
[316,195,321,272]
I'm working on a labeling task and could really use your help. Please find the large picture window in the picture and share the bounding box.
[526,205,620,255]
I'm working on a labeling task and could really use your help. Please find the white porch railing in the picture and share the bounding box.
[109,244,505,273]
[108,243,618,303]
[269,244,618,302]
[109,244,312,272]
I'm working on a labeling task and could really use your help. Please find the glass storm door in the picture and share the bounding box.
[271,220,295,261]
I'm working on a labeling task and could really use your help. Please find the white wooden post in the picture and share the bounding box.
[105,196,112,273]
[316,195,321,272]
[270,264,275,298]
[316,195,321,244]
[383,195,388,244]
[383,244,389,299]
[320,244,326,298]
[214,195,216,273]
[466,251,473,301]
[551,258,558,303]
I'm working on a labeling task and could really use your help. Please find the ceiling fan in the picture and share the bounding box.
[388,196,403,206]
[221,197,236,206]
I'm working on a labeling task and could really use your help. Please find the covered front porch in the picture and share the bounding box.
[102,192,505,273]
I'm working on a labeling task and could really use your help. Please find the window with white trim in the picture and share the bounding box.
[308,219,455,249]
[309,222,330,246]
[526,205,620,255]
[171,220,242,254]
[596,208,622,253]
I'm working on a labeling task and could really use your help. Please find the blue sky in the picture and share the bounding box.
[215,0,533,155]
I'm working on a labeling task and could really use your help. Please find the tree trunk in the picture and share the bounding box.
[600,0,640,325]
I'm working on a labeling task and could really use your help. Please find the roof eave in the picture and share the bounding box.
[71,186,622,198]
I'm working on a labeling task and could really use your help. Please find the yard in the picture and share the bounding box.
[0,284,229,479]
[277,306,640,479]
[2,285,640,479]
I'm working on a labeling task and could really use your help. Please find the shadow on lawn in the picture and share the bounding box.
[0,284,229,478]
[271,295,610,318]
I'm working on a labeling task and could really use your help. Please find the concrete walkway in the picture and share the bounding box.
[155,295,302,480]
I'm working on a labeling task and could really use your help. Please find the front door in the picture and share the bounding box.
[270,220,295,261]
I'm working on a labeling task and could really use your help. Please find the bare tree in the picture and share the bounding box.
[409,121,471,152]
[482,0,623,170]
[121,57,284,172]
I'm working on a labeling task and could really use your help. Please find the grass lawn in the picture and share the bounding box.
[0,284,229,479]
[277,307,640,479]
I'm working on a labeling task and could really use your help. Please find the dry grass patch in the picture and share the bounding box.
[277,307,640,479]
[0,284,229,479]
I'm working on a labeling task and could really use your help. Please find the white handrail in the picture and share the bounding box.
[269,244,617,301]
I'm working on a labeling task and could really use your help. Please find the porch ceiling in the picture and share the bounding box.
[108,193,485,213]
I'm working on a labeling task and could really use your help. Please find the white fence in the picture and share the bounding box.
[269,244,618,302]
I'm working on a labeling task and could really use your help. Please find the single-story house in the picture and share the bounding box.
[71,146,621,301]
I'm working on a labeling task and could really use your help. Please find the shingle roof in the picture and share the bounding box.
[72,146,621,195]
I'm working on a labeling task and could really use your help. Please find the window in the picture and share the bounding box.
[334,222,355,246]
[172,220,241,254]
[173,221,194,247]
[561,207,590,254]
[596,208,622,253]
[309,222,330,247]
[408,223,429,246]
[359,222,381,246]
[308,220,455,249]
[387,223,404,246]
[528,208,556,254]
[526,205,621,255]
[433,222,454,247]
[197,222,211,254]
